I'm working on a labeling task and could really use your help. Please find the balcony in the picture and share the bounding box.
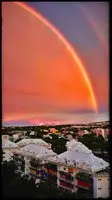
[48,169,57,176]
[59,177,73,184]
[59,172,73,182]
[75,172,93,184]
[59,185,72,191]
[76,180,92,190]
[60,180,73,191]
[44,163,57,171]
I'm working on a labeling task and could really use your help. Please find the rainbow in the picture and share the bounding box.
[80,5,108,54]
[14,1,98,112]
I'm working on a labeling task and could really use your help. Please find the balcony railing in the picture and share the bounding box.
[76,180,92,190]
[76,175,93,183]
[59,177,73,183]
[44,163,57,171]
[75,172,93,183]
[44,168,57,175]
[48,169,57,176]
[59,172,73,181]
[60,180,73,190]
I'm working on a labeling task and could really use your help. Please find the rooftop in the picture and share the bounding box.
[45,139,109,173]
[2,139,18,149]
[66,139,92,153]
[13,143,56,160]
[16,138,51,148]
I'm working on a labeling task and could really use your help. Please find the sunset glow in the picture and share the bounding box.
[2,2,108,125]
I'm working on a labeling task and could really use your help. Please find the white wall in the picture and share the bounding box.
[3,149,13,162]
[58,165,68,173]
[24,157,31,175]
[93,175,109,198]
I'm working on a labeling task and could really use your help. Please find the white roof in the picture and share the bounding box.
[16,139,49,147]
[2,140,18,149]
[56,150,109,173]
[15,144,56,159]
[66,139,92,153]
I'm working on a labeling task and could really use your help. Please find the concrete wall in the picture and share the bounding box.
[93,175,109,198]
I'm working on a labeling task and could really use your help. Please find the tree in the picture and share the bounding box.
[15,138,22,143]
[2,160,38,198]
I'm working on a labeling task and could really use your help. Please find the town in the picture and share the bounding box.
[2,121,109,198]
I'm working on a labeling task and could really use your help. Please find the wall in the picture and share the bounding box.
[3,149,13,162]
[93,175,109,198]
[58,165,68,173]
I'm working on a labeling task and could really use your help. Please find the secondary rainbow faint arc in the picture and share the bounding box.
[80,5,108,54]
[14,1,98,112]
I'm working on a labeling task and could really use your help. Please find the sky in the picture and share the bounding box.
[2,2,109,126]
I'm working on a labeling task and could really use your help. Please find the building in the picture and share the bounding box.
[45,139,109,198]
[43,134,52,139]
[11,139,109,198]
[12,143,57,184]
[2,135,9,141]
[2,139,19,162]
[13,133,23,141]
[49,128,57,134]
[29,131,35,136]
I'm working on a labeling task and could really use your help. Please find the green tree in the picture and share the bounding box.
[2,160,38,198]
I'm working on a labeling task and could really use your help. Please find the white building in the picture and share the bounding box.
[46,139,109,198]
[2,135,9,141]
[57,140,109,198]
[12,143,57,184]
[2,139,19,162]
[11,139,109,198]
[30,131,35,136]
[43,134,52,139]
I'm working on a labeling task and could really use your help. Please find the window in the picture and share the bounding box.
[98,188,102,190]
[98,178,102,181]
[64,167,66,170]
